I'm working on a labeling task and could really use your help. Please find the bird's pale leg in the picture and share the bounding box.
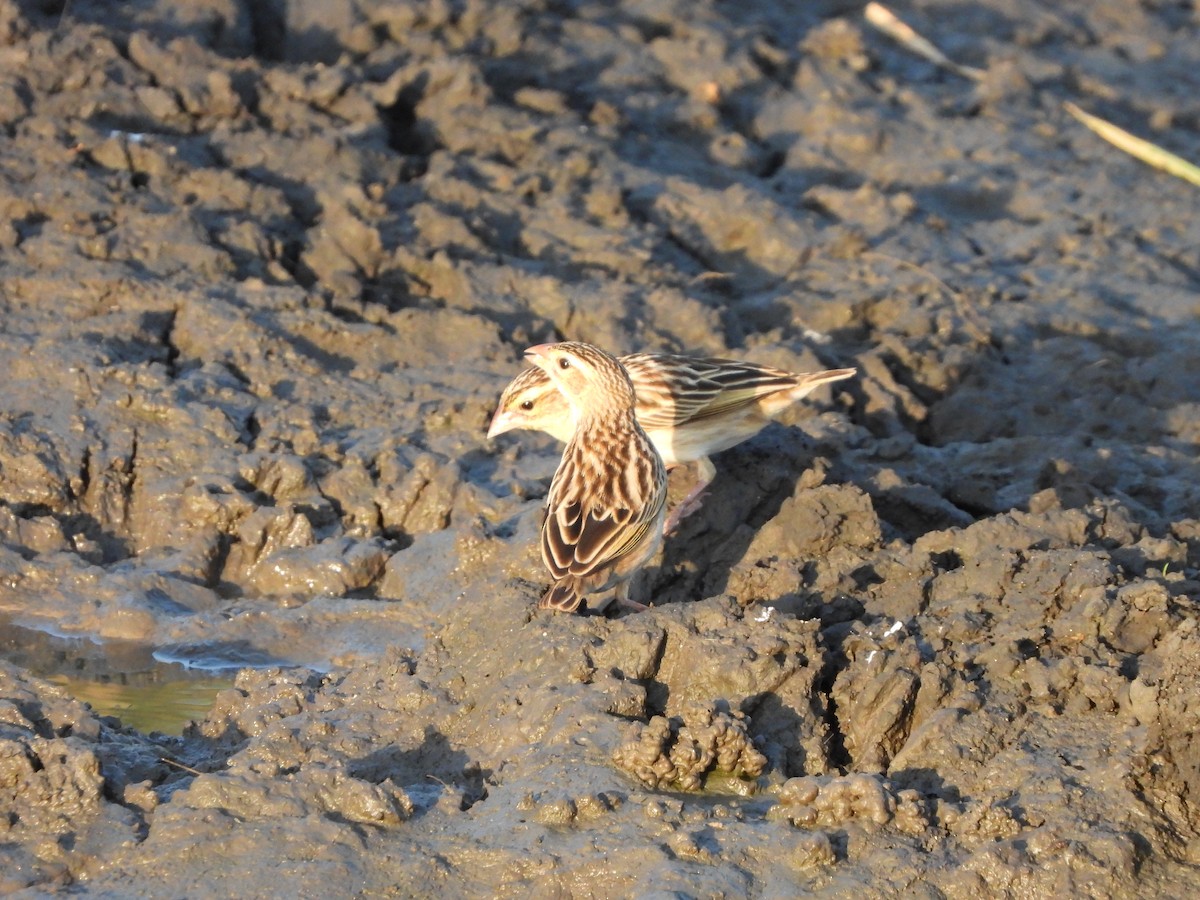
[593,581,648,614]
[663,457,717,534]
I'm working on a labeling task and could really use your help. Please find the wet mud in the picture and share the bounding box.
[1,0,1199,895]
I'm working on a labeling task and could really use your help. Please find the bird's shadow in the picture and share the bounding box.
[646,422,821,608]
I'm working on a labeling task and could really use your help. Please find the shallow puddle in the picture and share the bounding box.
[44,671,234,735]
[0,616,237,735]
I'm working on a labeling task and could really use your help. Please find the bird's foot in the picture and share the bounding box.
[663,486,710,535]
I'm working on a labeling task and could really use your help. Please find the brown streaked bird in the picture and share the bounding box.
[524,341,668,614]
[489,352,856,533]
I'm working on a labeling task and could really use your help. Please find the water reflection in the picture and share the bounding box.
[46,672,233,735]
[0,616,237,735]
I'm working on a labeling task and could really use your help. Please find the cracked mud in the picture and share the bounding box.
[1,0,1199,896]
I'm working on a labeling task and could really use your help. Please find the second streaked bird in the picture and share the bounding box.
[490,352,855,532]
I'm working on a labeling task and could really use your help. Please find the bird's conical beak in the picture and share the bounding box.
[486,405,510,439]
[523,343,553,363]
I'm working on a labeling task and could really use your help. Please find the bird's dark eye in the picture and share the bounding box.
[558,357,571,370]
[520,400,534,411]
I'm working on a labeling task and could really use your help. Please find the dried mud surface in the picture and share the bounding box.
[1,0,1199,896]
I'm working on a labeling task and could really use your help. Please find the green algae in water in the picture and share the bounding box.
[0,616,236,736]
[46,671,233,735]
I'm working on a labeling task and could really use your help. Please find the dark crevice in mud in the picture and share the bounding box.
[914,575,936,616]
[11,699,53,739]
[1117,654,1141,680]
[246,0,286,63]
[378,82,438,159]
[396,150,433,183]
[192,529,229,588]
[380,524,413,552]
[934,493,994,522]
[71,445,91,504]
[819,690,851,775]
[159,309,180,377]
[756,149,785,180]
[23,744,46,773]
[123,429,139,529]
[241,411,261,450]
[277,238,317,288]
[1014,637,1041,661]
[6,502,58,523]
[478,56,545,106]
[639,630,673,719]
[14,212,48,245]
[748,37,794,84]
[325,301,368,325]
[104,133,152,190]
[642,679,669,720]
[625,15,673,43]
[460,765,490,811]
[219,360,252,386]
[814,624,854,774]
[662,230,719,278]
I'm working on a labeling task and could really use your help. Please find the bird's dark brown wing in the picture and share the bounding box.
[624,353,798,428]
[540,426,665,587]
